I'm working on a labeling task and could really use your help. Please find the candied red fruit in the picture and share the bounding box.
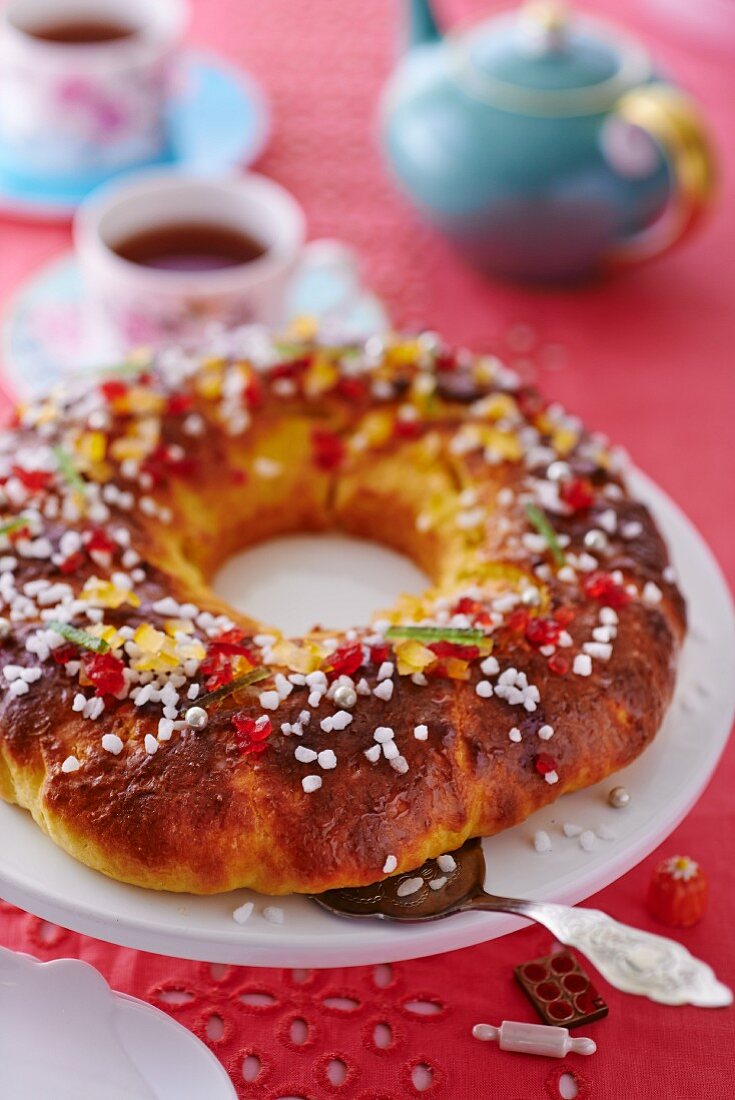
[427,641,480,661]
[166,392,193,416]
[11,466,52,493]
[394,416,422,440]
[584,572,632,609]
[524,617,560,647]
[507,608,530,634]
[243,373,262,410]
[233,713,272,755]
[84,652,125,696]
[370,643,390,667]
[534,753,558,777]
[52,643,78,665]
[336,377,368,402]
[560,477,594,512]
[59,550,85,575]
[453,597,481,616]
[201,649,233,691]
[312,430,345,472]
[208,628,256,660]
[85,527,116,558]
[323,642,364,679]
[99,379,128,402]
[548,653,569,675]
[271,355,311,380]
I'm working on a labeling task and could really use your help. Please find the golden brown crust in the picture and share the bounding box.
[0,334,685,894]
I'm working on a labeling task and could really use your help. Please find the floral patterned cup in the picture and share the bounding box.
[74,170,308,353]
[0,0,188,183]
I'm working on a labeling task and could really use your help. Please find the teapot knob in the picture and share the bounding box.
[519,1,570,54]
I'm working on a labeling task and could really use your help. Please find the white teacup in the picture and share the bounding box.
[0,0,187,182]
[74,170,310,352]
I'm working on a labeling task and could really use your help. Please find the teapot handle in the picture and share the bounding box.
[605,83,716,266]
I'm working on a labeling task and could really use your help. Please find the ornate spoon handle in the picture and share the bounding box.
[471,896,732,1007]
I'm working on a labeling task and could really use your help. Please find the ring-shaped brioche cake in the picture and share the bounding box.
[0,328,685,895]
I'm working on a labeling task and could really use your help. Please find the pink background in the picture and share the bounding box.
[0,1,733,1097]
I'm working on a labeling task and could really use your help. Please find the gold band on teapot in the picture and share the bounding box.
[606,84,716,265]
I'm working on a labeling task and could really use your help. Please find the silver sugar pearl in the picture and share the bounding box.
[608,785,630,808]
[0,617,10,639]
[521,586,541,607]
[584,529,609,552]
[333,685,357,709]
[547,461,571,482]
[185,705,208,730]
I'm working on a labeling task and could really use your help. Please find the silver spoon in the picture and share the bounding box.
[312,839,731,1008]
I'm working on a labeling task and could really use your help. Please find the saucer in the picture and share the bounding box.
[0,947,236,1099]
[1,241,390,399]
[0,51,270,223]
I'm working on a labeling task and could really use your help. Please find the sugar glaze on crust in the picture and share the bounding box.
[0,328,685,894]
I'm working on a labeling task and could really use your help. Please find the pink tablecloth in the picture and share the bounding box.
[0,1,733,1097]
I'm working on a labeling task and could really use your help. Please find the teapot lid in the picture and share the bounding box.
[453,2,651,116]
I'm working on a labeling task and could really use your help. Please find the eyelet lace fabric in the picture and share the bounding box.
[3,897,601,1098]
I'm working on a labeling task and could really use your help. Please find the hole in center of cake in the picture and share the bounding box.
[212,533,429,636]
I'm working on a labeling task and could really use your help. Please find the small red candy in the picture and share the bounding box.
[84,652,125,696]
[534,753,558,777]
[548,653,570,676]
[434,352,457,373]
[85,527,116,562]
[233,713,272,755]
[243,373,262,410]
[453,597,481,616]
[166,392,193,416]
[370,642,390,667]
[560,477,595,512]
[584,572,632,609]
[336,377,368,403]
[271,355,311,380]
[323,642,364,679]
[312,430,345,472]
[11,466,52,493]
[507,608,530,634]
[427,640,480,661]
[58,550,85,575]
[208,627,256,660]
[200,648,233,691]
[524,617,561,648]
[394,416,422,440]
[52,643,78,665]
[646,856,708,928]
[100,379,128,403]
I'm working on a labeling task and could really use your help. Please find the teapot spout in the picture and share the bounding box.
[406,0,442,49]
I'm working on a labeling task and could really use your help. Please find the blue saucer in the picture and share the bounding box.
[0,51,270,223]
[2,244,389,399]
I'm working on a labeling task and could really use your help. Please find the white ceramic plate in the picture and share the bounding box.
[0,471,732,967]
[0,947,236,1098]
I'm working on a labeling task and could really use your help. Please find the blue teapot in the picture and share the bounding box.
[381,0,715,281]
